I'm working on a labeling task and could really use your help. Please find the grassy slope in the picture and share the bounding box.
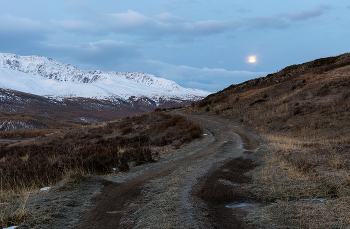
[190,52,350,228]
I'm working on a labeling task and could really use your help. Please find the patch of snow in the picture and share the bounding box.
[40,187,51,192]
[226,201,268,210]
[3,226,17,229]
[217,179,239,187]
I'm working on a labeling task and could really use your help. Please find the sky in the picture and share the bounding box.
[0,0,349,92]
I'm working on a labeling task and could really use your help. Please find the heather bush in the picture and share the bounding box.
[0,111,203,191]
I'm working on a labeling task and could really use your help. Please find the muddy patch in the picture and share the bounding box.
[193,157,260,229]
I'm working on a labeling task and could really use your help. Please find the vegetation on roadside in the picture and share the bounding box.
[0,110,202,227]
[190,52,350,228]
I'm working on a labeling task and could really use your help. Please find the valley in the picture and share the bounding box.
[1,52,350,228]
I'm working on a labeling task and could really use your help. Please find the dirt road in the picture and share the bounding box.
[74,111,261,228]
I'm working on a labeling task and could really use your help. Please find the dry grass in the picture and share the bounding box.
[189,56,350,228]
[0,188,32,228]
[245,134,350,228]
[0,111,203,227]
[248,197,350,229]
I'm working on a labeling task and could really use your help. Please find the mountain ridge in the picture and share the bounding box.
[0,53,208,101]
[0,53,209,125]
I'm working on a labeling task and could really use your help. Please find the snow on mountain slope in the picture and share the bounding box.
[0,53,208,101]
[0,66,208,104]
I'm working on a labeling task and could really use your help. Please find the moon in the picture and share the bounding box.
[248,56,257,63]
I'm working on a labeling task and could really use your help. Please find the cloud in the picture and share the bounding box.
[51,6,329,41]
[154,12,188,23]
[0,14,47,35]
[106,10,151,31]
[162,0,197,9]
[0,14,49,52]
[122,59,267,92]
[39,39,145,72]
[241,6,329,31]
[286,6,330,21]
[63,0,91,11]
[49,41,265,91]
[82,40,143,61]
[167,65,267,92]
[52,11,239,40]
[215,45,230,51]
[70,40,145,70]
[51,19,106,35]
[43,37,266,91]
[243,16,289,30]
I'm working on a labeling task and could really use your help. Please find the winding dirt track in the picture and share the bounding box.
[74,111,260,228]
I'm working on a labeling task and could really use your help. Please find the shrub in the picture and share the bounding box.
[0,112,203,191]
[122,126,133,135]
[250,99,266,106]
[154,108,162,112]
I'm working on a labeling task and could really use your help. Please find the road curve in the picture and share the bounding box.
[74,111,260,228]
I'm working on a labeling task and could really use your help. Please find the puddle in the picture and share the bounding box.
[226,200,268,211]
[289,198,326,204]
[217,179,239,187]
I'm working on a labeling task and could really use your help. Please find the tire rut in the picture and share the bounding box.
[74,111,260,229]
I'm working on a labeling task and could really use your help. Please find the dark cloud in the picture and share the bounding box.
[243,16,289,30]
[286,6,330,21]
[52,10,239,41]
[51,6,328,41]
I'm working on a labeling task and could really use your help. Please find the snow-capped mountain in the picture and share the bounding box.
[0,53,208,103]
[0,53,209,124]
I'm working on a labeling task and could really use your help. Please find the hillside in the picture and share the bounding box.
[189,52,350,228]
[194,52,350,140]
[0,87,153,129]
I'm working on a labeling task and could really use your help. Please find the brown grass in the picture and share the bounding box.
[0,111,202,191]
[189,54,350,228]
[0,111,203,227]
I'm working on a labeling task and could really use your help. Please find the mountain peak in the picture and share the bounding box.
[0,52,209,107]
[0,53,200,91]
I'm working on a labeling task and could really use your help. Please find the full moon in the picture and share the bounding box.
[248,56,257,63]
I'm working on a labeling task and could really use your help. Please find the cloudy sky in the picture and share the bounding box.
[1,0,349,92]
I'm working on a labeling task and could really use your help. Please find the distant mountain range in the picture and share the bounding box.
[0,53,209,128]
